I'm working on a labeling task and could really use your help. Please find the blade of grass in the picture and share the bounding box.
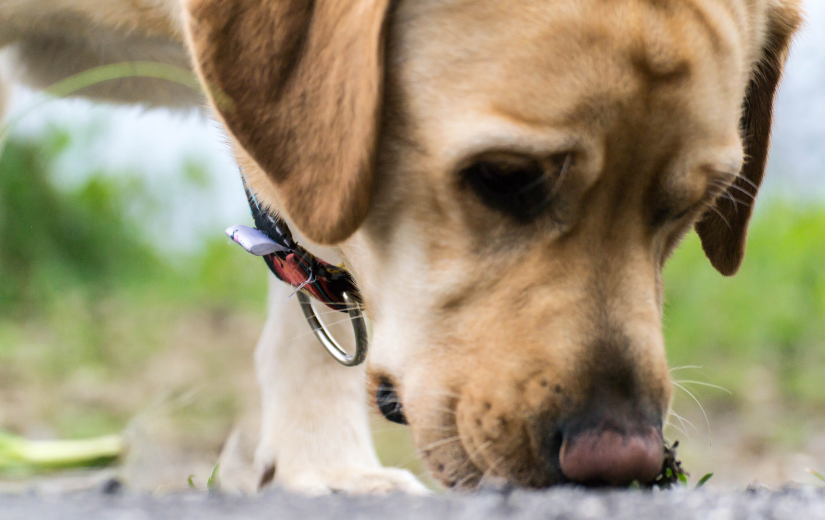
[695,473,713,489]
[0,61,218,160]
[807,468,825,483]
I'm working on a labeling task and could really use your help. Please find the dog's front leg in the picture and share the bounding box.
[252,272,426,495]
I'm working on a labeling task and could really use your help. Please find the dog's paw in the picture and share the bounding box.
[273,466,429,496]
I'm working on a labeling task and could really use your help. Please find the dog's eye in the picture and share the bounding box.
[671,208,691,221]
[651,204,693,227]
[376,379,407,425]
[461,154,570,223]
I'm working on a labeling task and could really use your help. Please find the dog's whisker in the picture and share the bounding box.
[729,171,760,191]
[414,425,460,433]
[302,315,366,331]
[673,379,732,395]
[453,465,485,489]
[672,382,711,438]
[268,313,372,357]
[404,388,463,399]
[372,398,458,417]
[423,407,459,417]
[669,364,704,372]
[305,309,358,321]
[418,435,462,453]
[391,436,462,467]
[722,190,753,209]
[671,409,700,436]
[664,417,689,439]
[307,304,362,317]
[667,408,699,436]
[721,191,740,214]
[370,395,460,417]
[479,454,507,486]
[460,440,492,474]
[718,190,750,213]
[703,202,732,229]
[711,179,757,200]
[390,447,428,469]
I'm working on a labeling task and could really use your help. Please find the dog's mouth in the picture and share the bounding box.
[414,395,486,490]
[411,395,565,490]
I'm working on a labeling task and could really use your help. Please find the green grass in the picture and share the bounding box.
[0,129,267,449]
[663,202,825,407]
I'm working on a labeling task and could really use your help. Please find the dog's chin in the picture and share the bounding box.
[420,437,566,491]
[418,437,484,491]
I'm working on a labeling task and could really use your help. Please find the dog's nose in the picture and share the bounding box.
[559,426,663,485]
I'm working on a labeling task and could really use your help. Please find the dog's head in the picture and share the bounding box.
[184,0,801,488]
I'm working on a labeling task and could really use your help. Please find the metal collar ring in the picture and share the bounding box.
[297,290,368,366]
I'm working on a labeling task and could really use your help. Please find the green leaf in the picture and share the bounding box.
[207,462,220,491]
[0,429,123,475]
[678,472,689,485]
[696,473,713,488]
[187,475,196,490]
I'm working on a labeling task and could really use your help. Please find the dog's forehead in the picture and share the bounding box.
[391,0,744,168]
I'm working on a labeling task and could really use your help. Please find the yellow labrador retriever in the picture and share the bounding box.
[0,0,802,493]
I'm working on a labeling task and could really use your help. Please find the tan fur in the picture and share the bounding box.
[0,0,802,492]
[183,0,391,244]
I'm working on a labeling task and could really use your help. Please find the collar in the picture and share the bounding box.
[226,184,361,314]
[225,177,368,367]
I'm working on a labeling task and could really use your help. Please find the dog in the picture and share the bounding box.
[0,0,802,493]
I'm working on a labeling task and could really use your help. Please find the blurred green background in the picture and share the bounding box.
[1,120,823,490]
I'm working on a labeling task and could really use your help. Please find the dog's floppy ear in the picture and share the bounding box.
[695,1,802,275]
[184,0,391,244]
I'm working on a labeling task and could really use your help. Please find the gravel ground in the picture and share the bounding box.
[2,485,825,520]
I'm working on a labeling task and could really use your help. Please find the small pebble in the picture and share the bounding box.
[100,477,123,495]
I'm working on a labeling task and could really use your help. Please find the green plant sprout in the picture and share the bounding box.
[207,462,220,491]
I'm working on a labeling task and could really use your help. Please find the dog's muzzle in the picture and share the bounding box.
[225,176,368,367]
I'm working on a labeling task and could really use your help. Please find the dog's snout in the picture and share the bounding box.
[559,426,663,486]
[376,379,408,425]
[553,343,667,486]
